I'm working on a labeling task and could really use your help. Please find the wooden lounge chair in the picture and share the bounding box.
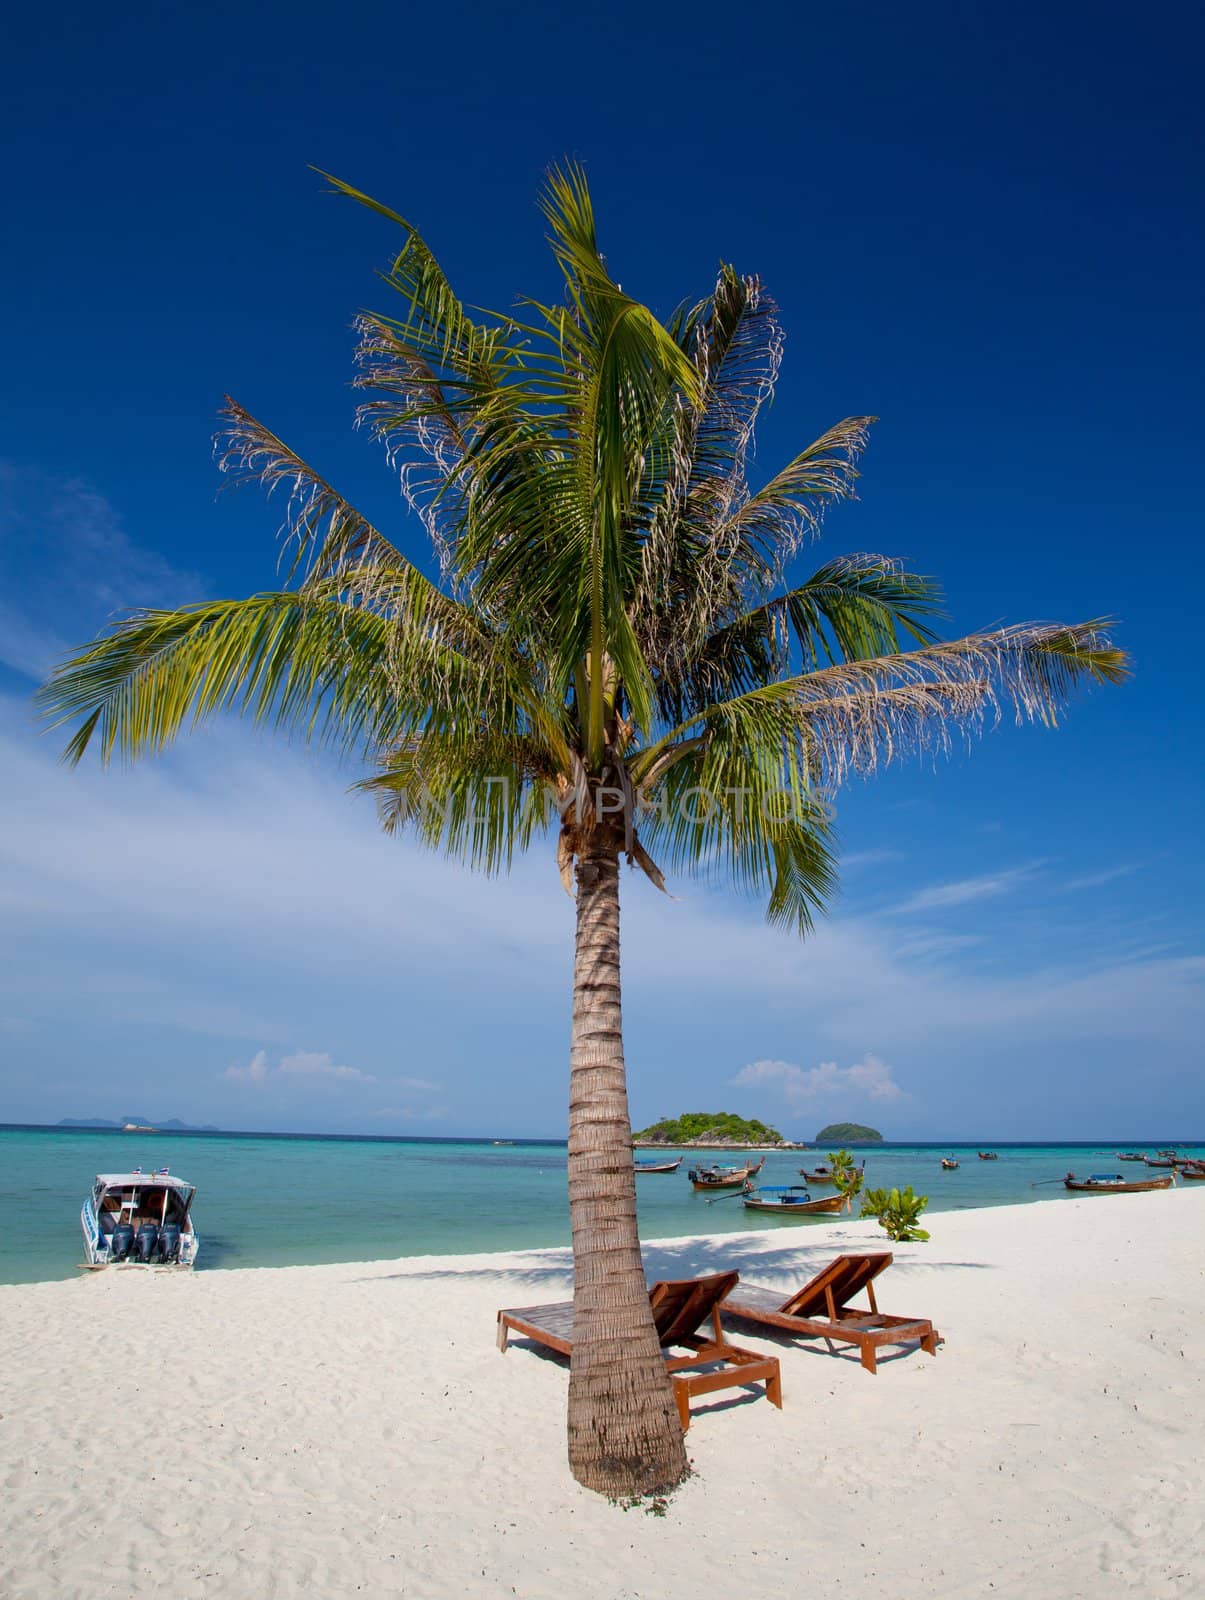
[497,1271,783,1430]
[719,1251,940,1374]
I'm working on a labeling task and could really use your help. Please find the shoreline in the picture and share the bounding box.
[2,1191,1202,1597]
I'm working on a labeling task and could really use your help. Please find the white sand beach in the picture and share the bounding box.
[2,1191,1202,1600]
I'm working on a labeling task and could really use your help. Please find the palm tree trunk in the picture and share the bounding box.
[565,830,690,1495]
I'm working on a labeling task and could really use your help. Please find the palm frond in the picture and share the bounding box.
[634,741,838,933]
[720,415,875,574]
[216,399,476,632]
[37,593,397,764]
[631,619,1128,792]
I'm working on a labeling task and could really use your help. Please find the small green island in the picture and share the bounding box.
[632,1112,788,1147]
[815,1122,884,1143]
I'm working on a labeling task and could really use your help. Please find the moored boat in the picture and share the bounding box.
[1062,1171,1175,1194]
[797,1160,863,1185]
[688,1158,764,1191]
[1180,1165,1205,1180]
[1116,1152,1146,1161]
[741,1185,848,1216]
[941,1157,959,1170]
[1144,1157,1177,1168]
[80,1169,199,1268]
[977,1151,998,1160]
[634,1157,683,1173]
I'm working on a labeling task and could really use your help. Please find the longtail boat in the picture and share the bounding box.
[688,1158,764,1191]
[633,1157,683,1174]
[741,1185,848,1217]
[1144,1157,1177,1168]
[1062,1171,1175,1193]
[940,1157,959,1170]
[798,1161,863,1185]
[977,1151,999,1160]
[1116,1152,1146,1161]
[1179,1162,1205,1179]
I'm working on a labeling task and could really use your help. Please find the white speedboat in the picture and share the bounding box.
[80,1168,199,1268]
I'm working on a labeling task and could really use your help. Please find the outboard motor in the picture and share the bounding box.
[135,1223,159,1263]
[109,1223,134,1261]
[158,1223,181,1263]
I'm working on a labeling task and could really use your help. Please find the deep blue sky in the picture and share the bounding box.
[1,0,1202,1138]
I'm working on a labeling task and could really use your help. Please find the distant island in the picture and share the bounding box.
[632,1112,796,1149]
[815,1121,883,1143]
[56,1117,221,1132]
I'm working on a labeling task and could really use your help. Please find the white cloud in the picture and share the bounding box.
[729,1053,905,1105]
[278,1050,376,1084]
[225,1048,376,1088]
[225,1049,270,1085]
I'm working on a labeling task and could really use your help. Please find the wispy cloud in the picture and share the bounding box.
[1066,863,1143,891]
[841,848,904,870]
[891,864,1040,913]
[0,462,203,679]
[1,685,1202,1133]
[894,930,986,959]
[729,1053,905,1105]
[367,1105,448,1122]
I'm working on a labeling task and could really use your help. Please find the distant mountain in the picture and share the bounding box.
[56,1116,220,1132]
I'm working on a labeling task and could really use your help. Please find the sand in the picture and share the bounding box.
[2,1190,1203,1599]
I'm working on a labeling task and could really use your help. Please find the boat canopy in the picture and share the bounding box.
[94,1173,196,1204]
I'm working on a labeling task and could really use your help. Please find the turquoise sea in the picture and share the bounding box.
[1,1124,1201,1285]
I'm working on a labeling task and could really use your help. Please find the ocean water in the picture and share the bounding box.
[1,1124,1200,1285]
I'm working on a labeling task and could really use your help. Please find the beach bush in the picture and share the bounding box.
[833,1158,864,1203]
[861,1185,930,1241]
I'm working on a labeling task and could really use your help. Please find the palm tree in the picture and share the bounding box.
[38,166,1126,1496]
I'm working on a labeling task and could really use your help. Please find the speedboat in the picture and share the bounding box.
[80,1169,199,1268]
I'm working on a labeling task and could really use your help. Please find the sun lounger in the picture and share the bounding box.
[497,1271,783,1430]
[719,1251,940,1374]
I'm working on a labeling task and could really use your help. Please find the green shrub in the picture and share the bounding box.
[860,1184,930,1242]
[831,1151,864,1202]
